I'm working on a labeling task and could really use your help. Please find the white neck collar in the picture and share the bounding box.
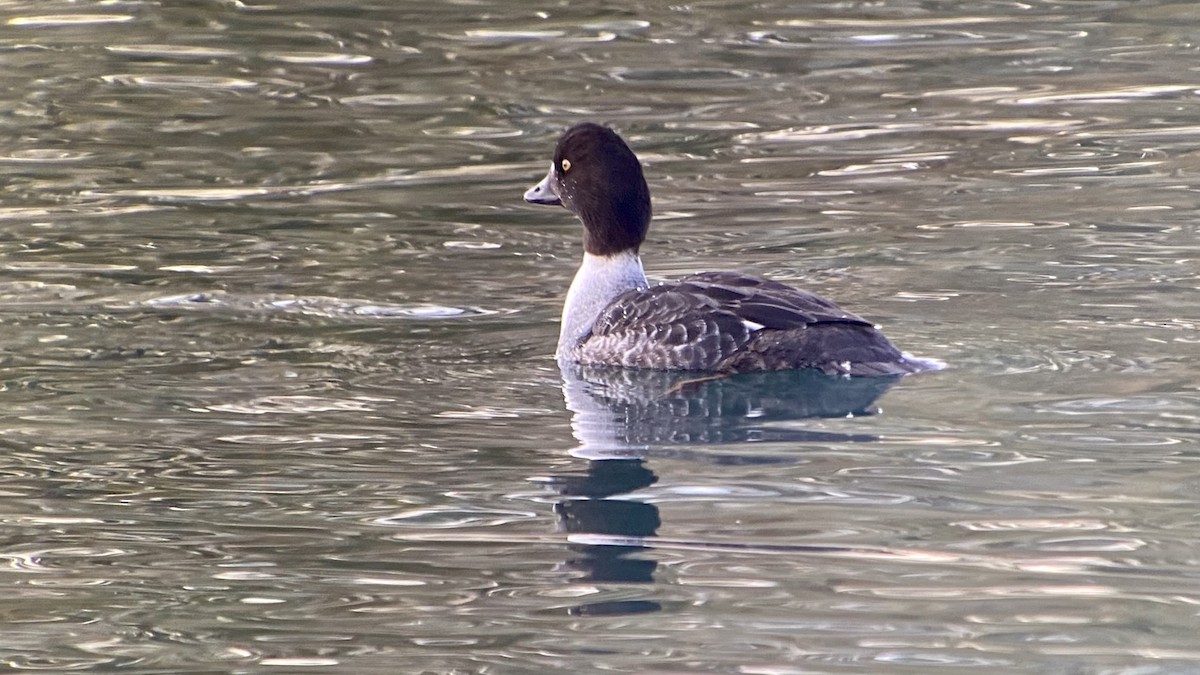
[557,251,648,363]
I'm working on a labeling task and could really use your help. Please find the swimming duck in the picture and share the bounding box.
[525,122,934,376]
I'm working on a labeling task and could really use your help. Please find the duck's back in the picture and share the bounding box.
[575,271,927,376]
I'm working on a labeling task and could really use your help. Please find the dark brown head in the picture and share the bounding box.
[524,123,652,256]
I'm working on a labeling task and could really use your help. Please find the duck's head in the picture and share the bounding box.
[525,123,651,256]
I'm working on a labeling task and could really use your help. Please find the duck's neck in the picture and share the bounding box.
[557,250,648,363]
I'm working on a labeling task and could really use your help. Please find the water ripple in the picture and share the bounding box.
[0,149,94,163]
[142,292,499,321]
[262,52,373,65]
[105,44,242,60]
[100,74,265,91]
[376,507,538,529]
[8,14,135,27]
[208,395,380,415]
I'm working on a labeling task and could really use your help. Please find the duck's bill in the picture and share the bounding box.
[523,166,561,205]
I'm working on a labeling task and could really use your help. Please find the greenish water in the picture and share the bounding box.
[2,1,1198,672]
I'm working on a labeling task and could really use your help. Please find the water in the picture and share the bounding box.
[2,0,1198,672]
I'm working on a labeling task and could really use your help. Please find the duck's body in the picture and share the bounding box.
[525,122,934,377]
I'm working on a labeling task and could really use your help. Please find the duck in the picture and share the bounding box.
[524,122,936,377]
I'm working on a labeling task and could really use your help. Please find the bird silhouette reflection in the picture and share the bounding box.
[533,366,904,615]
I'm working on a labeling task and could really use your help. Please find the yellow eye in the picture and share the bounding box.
[560,158,572,173]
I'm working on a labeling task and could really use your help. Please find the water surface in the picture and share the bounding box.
[1,0,1199,672]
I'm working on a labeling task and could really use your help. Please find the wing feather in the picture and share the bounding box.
[579,271,899,372]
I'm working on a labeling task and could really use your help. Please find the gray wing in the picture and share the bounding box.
[579,271,891,372]
[580,281,750,370]
[678,271,875,327]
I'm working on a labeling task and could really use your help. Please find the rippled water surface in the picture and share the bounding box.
[2,0,1199,672]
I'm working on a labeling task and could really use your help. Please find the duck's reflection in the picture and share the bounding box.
[538,458,659,579]
[534,365,903,615]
